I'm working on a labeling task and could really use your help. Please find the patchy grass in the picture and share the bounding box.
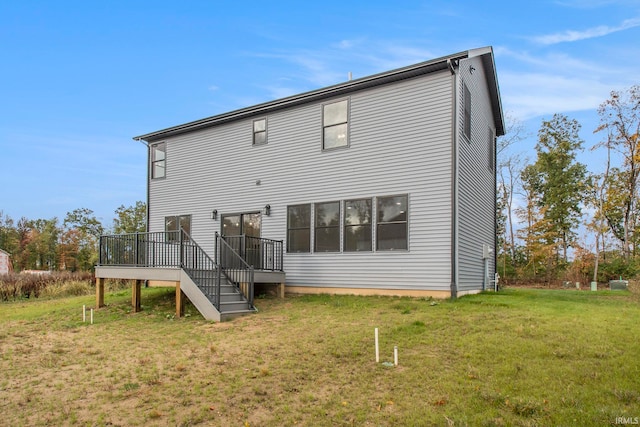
[1,287,639,426]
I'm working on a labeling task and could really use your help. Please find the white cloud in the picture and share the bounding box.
[501,71,612,119]
[208,85,219,92]
[555,0,640,8]
[367,44,437,70]
[531,17,640,45]
[333,38,365,49]
[245,40,439,95]
[261,86,301,100]
[495,48,639,120]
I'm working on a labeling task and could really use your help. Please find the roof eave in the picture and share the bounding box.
[469,47,505,137]
[134,50,472,143]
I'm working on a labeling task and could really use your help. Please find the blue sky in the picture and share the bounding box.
[1,0,638,228]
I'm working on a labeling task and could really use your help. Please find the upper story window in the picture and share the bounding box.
[314,201,340,252]
[344,198,372,252]
[253,118,267,145]
[165,214,191,242]
[151,142,166,179]
[463,83,471,140]
[323,99,349,150]
[376,195,408,250]
[287,204,311,253]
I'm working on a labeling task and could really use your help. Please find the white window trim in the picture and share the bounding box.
[252,117,268,146]
[322,98,350,151]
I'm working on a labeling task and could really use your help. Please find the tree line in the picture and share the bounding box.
[498,85,639,284]
[2,87,637,282]
[0,201,146,272]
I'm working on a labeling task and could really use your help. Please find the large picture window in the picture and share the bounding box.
[253,118,267,145]
[165,214,191,242]
[315,201,340,252]
[376,195,408,250]
[287,204,311,253]
[151,142,166,179]
[344,199,372,252]
[323,99,349,150]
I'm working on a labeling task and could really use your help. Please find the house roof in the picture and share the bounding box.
[135,47,504,143]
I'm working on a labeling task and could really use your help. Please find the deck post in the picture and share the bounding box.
[279,282,285,299]
[96,277,105,308]
[240,282,248,297]
[132,279,142,312]
[176,281,184,318]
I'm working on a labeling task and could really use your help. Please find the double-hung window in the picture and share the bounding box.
[376,195,408,250]
[253,118,267,145]
[314,201,340,252]
[287,204,311,253]
[165,214,191,242]
[344,199,372,251]
[323,99,349,149]
[151,142,166,179]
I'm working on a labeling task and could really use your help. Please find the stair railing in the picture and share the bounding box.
[215,232,255,306]
[179,229,223,309]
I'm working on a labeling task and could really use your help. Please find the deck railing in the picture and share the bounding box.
[99,231,184,267]
[221,235,284,271]
[98,230,255,309]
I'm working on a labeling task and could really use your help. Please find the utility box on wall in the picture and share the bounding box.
[482,244,493,260]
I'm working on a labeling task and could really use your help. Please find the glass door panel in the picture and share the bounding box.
[221,212,262,269]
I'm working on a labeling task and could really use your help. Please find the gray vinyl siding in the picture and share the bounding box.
[456,56,497,291]
[149,70,454,291]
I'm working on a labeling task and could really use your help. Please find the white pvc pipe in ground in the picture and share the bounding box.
[82,305,86,322]
[394,346,398,366]
[375,328,379,363]
[90,308,94,324]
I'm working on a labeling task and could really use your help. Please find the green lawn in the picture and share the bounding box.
[1,287,639,426]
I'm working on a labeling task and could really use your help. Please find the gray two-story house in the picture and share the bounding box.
[96,46,504,321]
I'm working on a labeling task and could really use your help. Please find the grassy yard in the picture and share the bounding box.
[1,286,639,426]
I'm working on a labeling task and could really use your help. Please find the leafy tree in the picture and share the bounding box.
[585,174,612,282]
[594,85,640,260]
[497,114,528,266]
[64,208,104,239]
[0,211,19,258]
[533,114,587,262]
[113,201,147,234]
[517,163,546,277]
[62,208,104,271]
[25,218,60,270]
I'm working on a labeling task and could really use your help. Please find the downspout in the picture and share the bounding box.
[493,132,498,290]
[448,58,459,299]
[135,136,150,288]
[134,137,150,234]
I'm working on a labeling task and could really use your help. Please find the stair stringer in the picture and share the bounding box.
[179,270,222,322]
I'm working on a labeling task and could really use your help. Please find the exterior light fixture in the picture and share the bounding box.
[264,204,271,216]
[211,210,218,220]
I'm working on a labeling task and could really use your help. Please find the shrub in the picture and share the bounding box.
[0,271,95,301]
